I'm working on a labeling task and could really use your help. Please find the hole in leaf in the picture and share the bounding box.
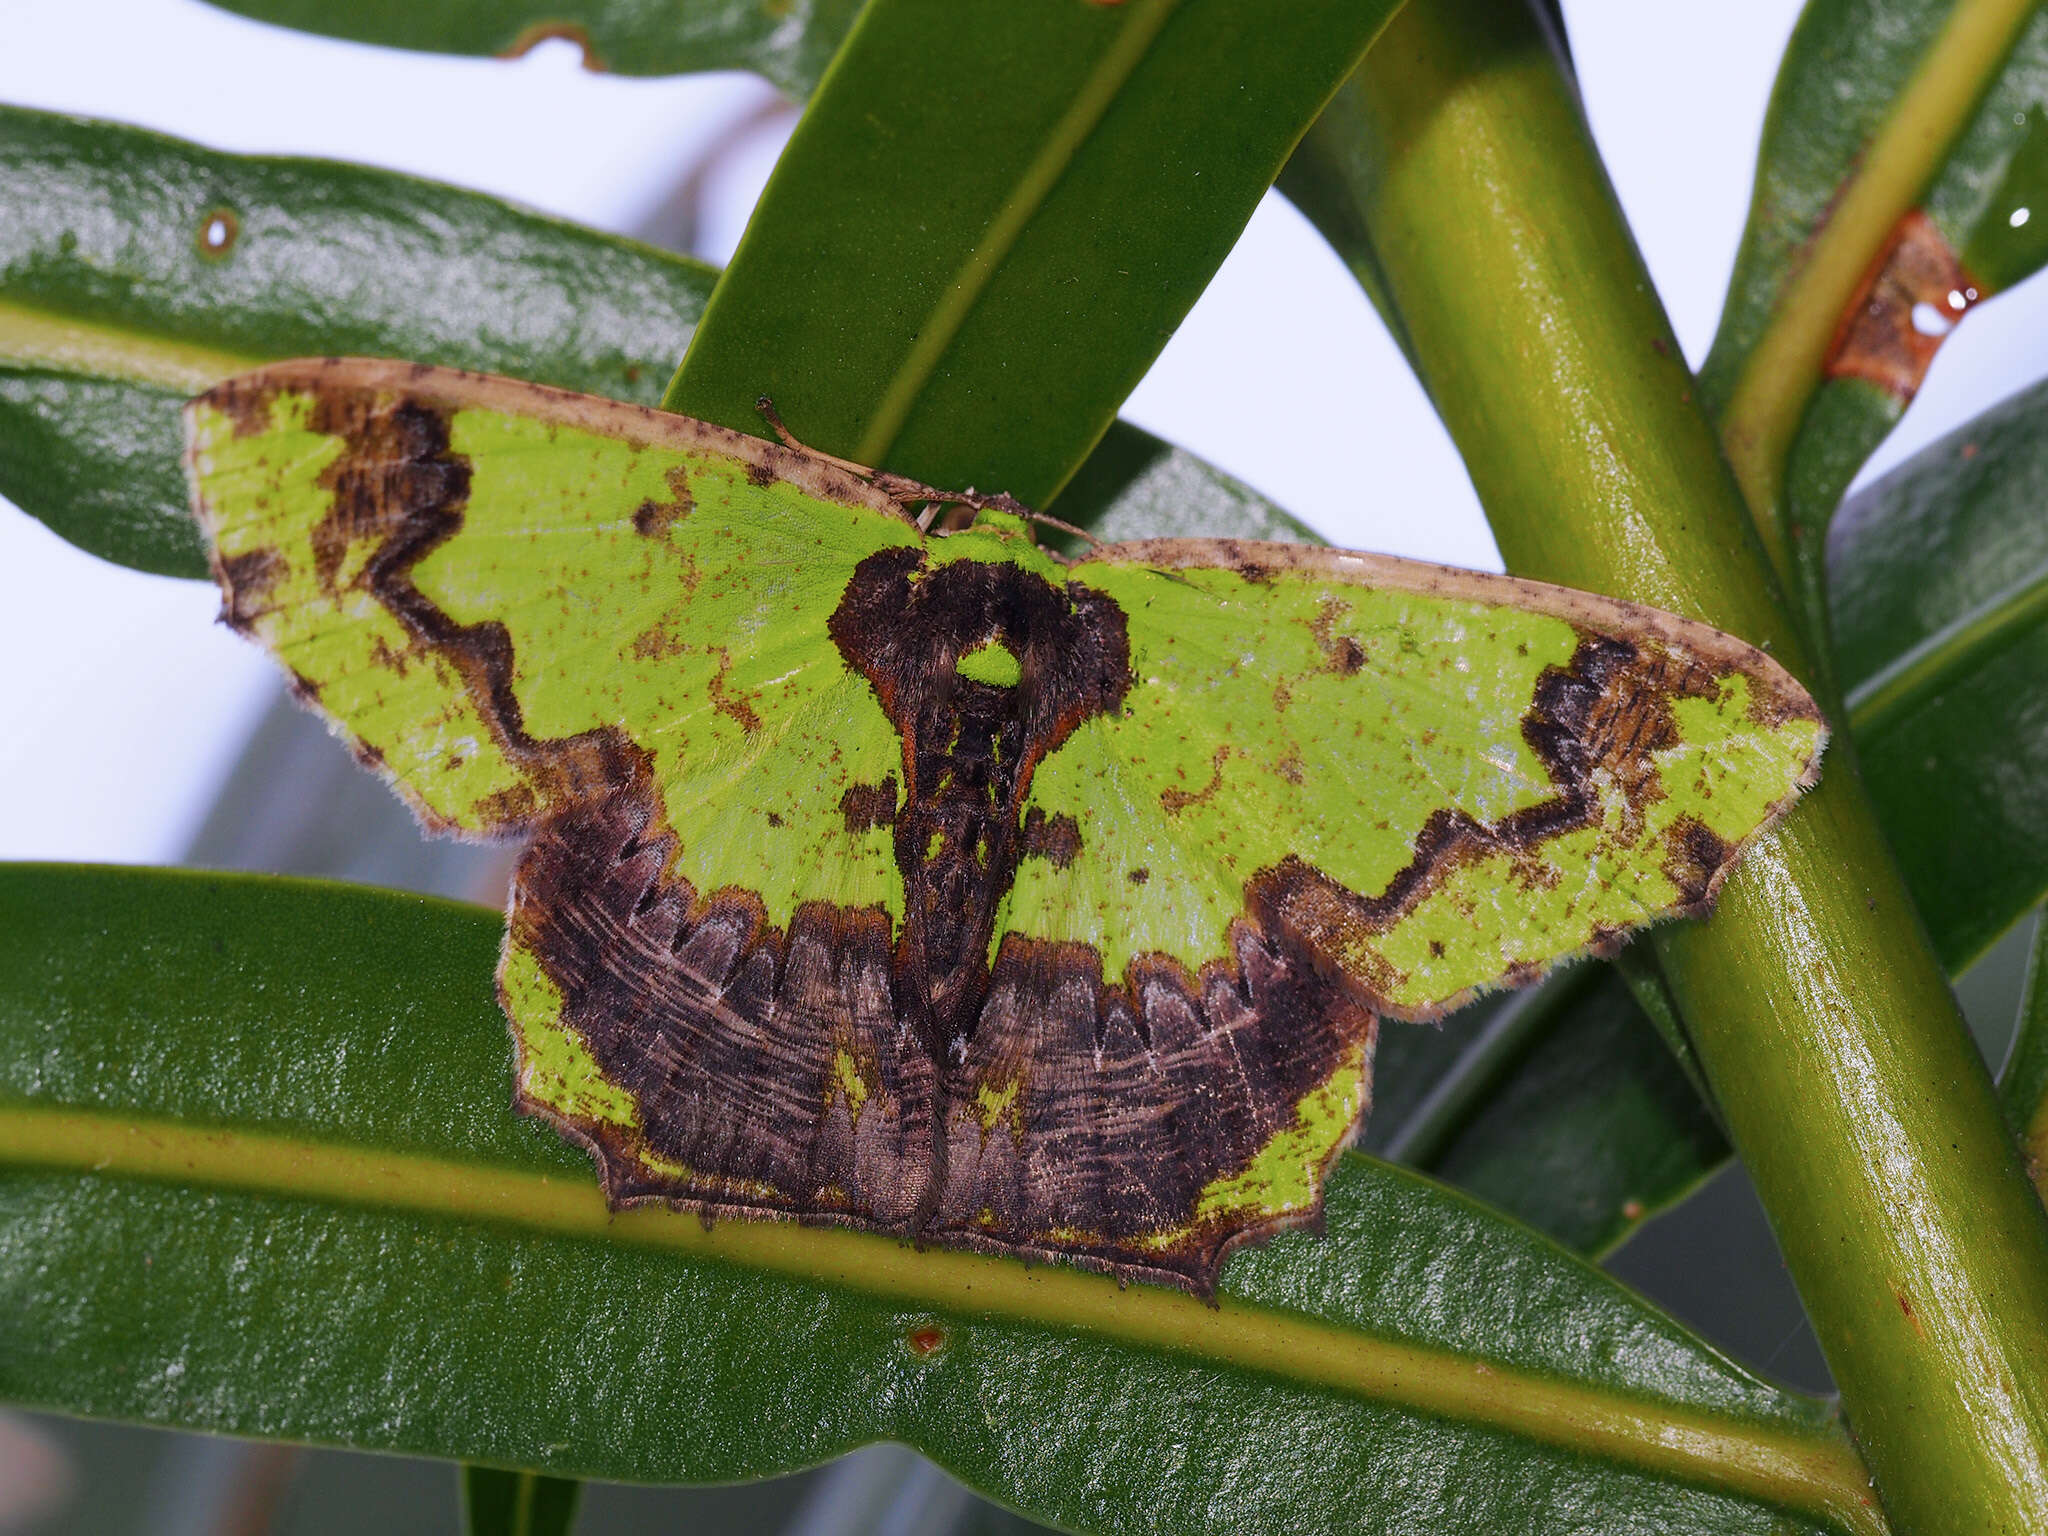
[197,208,239,259]
[1909,301,1953,338]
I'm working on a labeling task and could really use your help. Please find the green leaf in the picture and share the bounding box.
[1366,965,1727,1256]
[1699,0,2048,642]
[1830,375,2048,973]
[0,105,716,576]
[197,0,860,97]
[0,106,1315,581]
[661,0,1403,507]
[0,864,1882,1536]
[464,1467,582,1536]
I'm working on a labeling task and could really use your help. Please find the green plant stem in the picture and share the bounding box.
[1300,2,2048,1530]
[462,1466,582,1536]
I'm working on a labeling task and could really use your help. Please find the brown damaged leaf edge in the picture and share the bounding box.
[193,360,1824,1296]
[1825,209,1982,401]
[497,22,606,72]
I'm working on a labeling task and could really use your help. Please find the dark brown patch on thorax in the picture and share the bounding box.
[828,547,1131,1057]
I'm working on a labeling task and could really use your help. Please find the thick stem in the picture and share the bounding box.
[1296,2,2048,1529]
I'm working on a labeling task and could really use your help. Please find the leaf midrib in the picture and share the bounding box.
[1845,558,2048,731]
[0,297,261,393]
[0,1101,1877,1532]
[850,0,1184,467]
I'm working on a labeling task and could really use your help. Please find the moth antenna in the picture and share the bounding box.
[753,396,879,478]
[752,395,1103,548]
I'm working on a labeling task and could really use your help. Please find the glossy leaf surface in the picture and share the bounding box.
[662,0,1401,508]
[0,865,1880,1535]
[198,0,859,97]
[0,106,1319,577]
[1829,376,2048,973]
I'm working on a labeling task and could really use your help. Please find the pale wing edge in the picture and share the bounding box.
[1083,534,1824,744]
[184,356,913,524]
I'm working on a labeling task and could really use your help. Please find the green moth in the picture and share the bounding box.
[185,359,1824,1294]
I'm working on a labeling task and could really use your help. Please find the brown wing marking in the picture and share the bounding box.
[512,777,934,1229]
[932,897,1378,1292]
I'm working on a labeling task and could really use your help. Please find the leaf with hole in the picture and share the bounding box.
[1700,0,2048,641]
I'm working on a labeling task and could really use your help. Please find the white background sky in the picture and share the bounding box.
[2,0,2044,867]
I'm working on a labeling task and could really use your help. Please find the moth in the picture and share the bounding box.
[186,359,1825,1294]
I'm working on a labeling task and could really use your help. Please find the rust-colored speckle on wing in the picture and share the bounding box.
[1826,209,1980,402]
[632,466,694,540]
[1020,808,1082,868]
[1160,745,1231,815]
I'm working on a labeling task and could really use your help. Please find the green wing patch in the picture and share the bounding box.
[187,362,1825,1293]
